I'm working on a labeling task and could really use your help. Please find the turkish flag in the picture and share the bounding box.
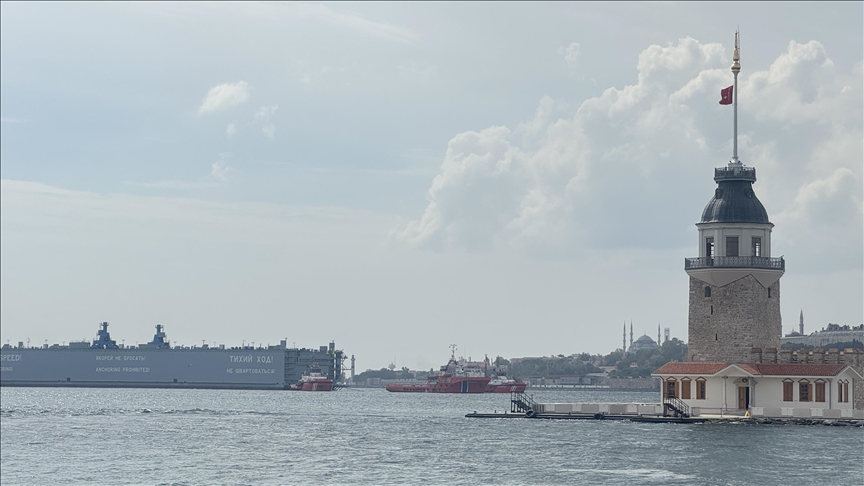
[719,85,733,105]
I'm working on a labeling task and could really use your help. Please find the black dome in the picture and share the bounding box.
[700,179,770,224]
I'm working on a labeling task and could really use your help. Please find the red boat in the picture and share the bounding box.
[485,376,527,393]
[290,364,334,391]
[386,345,490,393]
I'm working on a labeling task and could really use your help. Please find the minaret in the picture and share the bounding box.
[685,31,785,363]
[799,310,804,336]
[630,321,634,350]
[657,323,661,345]
[623,322,627,352]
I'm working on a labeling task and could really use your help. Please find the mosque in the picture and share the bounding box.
[651,33,862,418]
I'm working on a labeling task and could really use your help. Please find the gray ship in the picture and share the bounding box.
[0,322,344,390]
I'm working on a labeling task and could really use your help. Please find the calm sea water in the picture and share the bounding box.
[1,387,861,485]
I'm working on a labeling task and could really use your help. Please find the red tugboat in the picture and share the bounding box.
[290,363,334,391]
[386,345,490,393]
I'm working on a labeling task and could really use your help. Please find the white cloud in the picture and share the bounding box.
[262,124,275,139]
[1,117,24,124]
[198,81,250,114]
[559,42,581,65]
[226,122,237,138]
[254,104,278,123]
[396,37,863,273]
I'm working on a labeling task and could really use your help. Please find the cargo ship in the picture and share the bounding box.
[386,345,490,393]
[0,322,344,391]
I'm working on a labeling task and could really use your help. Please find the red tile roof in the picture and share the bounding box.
[653,362,730,375]
[751,363,848,376]
[652,362,850,377]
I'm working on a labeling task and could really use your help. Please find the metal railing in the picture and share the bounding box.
[663,396,690,418]
[714,166,756,181]
[511,391,536,414]
[685,256,784,271]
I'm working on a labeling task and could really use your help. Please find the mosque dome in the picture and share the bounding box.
[629,334,659,352]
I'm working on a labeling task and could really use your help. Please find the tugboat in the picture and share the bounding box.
[290,363,334,391]
[386,345,490,393]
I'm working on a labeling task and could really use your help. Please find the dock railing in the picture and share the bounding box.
[511,391,536,414]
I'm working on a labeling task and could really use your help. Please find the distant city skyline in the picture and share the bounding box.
[1,2,861,371]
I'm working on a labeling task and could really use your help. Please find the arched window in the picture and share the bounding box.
[704,287,711,297]
[798,379,811,402]
[814,380,826,402]
[665,378,677,399]
[695,378,706,399]
[838,379,849,403]
[680,377,691,399]
[782,379,793,401]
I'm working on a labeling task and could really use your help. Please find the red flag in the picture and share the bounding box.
[719,85,733,105]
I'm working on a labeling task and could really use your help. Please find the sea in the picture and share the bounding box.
[1,387,862,485]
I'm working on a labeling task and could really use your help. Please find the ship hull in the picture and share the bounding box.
[486,383,527,393]
[386,377,490,393]
[1,346,337,391]
[299,380,334,391]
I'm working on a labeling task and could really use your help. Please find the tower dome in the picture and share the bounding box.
[700,168,769,223]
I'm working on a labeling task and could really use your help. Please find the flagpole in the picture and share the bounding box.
[731,30,740,166]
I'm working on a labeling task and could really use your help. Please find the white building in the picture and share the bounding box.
[653,362,863,419]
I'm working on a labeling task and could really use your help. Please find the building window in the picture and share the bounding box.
[814,381,826,402]
[705,237,715,259]
[799,380,811,402]
[665,378,677,399]
[838,380,849,403]
[696,378,706,400]
[782,380,793,401]
[681,378,691,399]
[767,288,771,298]
[704,287,711,297]
[711,306,714,316]
[752,237,762,257]
[726,236,739,257]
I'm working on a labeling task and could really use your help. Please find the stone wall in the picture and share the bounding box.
[749,347,864,410]
[687,274,781,363]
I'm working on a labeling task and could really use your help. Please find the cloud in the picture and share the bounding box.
[262,124,275,139]
[123,154,234,189]
[559,42,581,65]
[254,105,278,138]
[1,117,24,124]
[226,123,237,138]
[395,37,862,273]
[254,104,278,123]
[198,81,250,114]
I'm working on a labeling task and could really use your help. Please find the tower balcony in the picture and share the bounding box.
[715,166,756,182]
[684,256,784,271]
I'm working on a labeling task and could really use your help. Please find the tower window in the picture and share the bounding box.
[704,287,711,297]
[752,237,762,257]
[726,236,739,257]
[710,305,713,315]
[705,237,715,259]
[715,333,718,341]
[768,288,771,298]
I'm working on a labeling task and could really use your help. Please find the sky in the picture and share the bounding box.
[1,2,861,372]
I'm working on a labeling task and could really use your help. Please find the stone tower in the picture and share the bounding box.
[685,163,785,362]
